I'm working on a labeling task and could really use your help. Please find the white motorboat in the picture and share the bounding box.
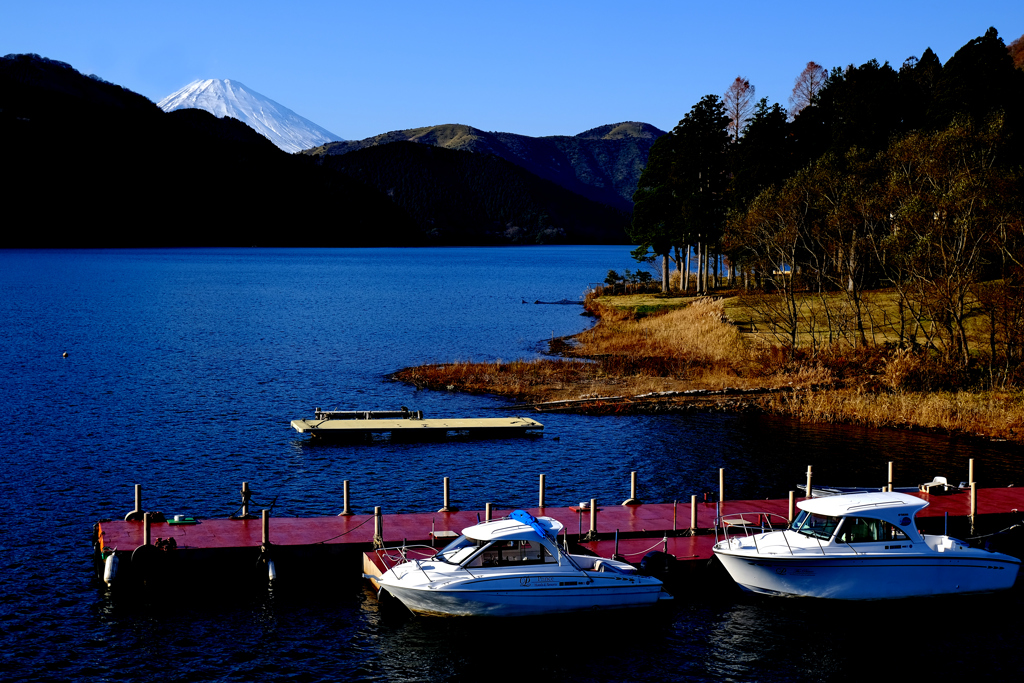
[368,510,669,616]
[712,492,1020,599]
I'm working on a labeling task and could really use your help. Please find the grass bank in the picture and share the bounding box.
[390,292,1024,443]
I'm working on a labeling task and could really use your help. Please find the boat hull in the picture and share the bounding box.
[381,575,665,616]
[714,550,1020,599]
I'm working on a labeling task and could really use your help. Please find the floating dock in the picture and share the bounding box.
[93,486,1024,591]
[290,408,543,440]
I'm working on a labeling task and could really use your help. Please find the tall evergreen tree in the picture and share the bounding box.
[929,27,1024,133]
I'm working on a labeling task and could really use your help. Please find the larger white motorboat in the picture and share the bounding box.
[712,492,1020,599]
[368,510,669,616]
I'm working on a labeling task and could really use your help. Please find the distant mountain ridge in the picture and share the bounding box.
[306,121,665,210]
[157,78,343,153]
[0,53,632,247]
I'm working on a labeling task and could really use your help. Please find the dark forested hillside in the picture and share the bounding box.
[317,141,630,244]
[306,121,665,212]
[1,54,412,247]
[1,54,631,247]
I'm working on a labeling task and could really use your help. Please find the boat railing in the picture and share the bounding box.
[715,511,796,554]
[375,543,438,570]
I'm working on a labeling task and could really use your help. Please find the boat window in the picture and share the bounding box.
[791,510,841,540]
[836,517,882,543]
[436,535,488,565]
[478,540,554,567]
[834,517,912,543]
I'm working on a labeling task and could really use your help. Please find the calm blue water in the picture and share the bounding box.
[1,247,1022,682]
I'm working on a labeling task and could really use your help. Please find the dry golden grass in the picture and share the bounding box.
[763,388,1024,441]
[575,297,747,366]
[392,291,1023,442]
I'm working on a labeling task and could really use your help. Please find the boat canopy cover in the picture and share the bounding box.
[798,492,928,520]
[463,511,563,542]
[510,509,552,540]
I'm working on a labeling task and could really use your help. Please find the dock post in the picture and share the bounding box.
[438,477,451,513]
[969,458,975,487]
[582,498,598,541]
[485,503,492,521]
[373,506,384,548]
[143,512,151,547]
[888,462,893,492]
[538,474,546,509]
[806,466,813,499]
[262,509,270,546]
[241,482,251,518]
[690,495,697,533]
[673,500,677,532]
[622,471,640,505]
[339,480,353,516]
[970,482,977,535]
[719,468,725,508]
[125,484,144,521]
[788,491,795,523]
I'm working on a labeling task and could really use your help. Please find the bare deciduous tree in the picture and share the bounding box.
[789,61,828,119]
[723,76,756,141]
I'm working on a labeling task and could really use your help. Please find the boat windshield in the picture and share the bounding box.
[791,510,841,541]
[435,535,488,565]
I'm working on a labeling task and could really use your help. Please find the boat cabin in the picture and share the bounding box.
[792,492,926,545]
[434,515,566,568]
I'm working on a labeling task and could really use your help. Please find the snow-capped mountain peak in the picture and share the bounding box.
[157,79,343,153]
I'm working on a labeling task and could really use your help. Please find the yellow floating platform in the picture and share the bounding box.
[290,416,543,440]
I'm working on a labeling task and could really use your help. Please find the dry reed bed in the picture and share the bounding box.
[762,388,1024,441]
[392,296,1024,442]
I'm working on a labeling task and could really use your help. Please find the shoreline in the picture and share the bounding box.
[390,295,1024,444]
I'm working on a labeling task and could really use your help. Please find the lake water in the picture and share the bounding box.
[1,247,1022,682]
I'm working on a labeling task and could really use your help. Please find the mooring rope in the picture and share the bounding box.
[314,514,377,544]
[617,538,668,558]
[966,522,1023,541]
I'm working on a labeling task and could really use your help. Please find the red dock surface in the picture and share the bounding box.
[97,487,1024,566]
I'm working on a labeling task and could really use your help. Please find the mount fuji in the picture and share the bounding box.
[157,79,343,153]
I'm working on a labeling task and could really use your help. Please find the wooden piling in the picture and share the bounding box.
[971,482,978,534]
[690,495,697,533]
[143,512,151,547]
[719,468,725,508]
[262,509,270,546]
[538,474,545,509]
[589,499,597,538]
[806,466,813,499]
[788,491,795,522]
[485,503,492,521]
[439,477,451,513]
[125,484,144,521]
[623,471,640,505]
[373,506,383,548]
[888,461,893,492]
[241,482,251,518]
[339,480,352,516]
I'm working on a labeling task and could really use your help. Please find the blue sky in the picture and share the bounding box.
[3,1,1022,140]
